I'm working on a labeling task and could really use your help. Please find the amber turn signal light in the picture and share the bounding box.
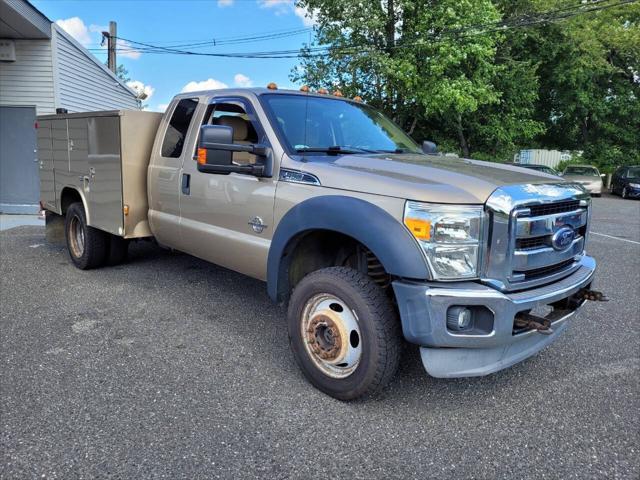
[267,82,278,90]
[404,218,431,241]
[197,147,207,165]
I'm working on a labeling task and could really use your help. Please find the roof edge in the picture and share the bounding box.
[52,23,138,99]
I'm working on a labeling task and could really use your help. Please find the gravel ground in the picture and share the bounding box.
[1,195,639,479]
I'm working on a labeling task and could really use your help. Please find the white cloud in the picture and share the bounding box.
[258,1,318,25]
[89,24,108,34]
[218,0,234,6]
[56,17,92,46]
[116,39,141,59]
[181,78,229,93]
[126,80,154,100]
[234,73,253,87]
[259,0,291,10]
[294,6,318,26]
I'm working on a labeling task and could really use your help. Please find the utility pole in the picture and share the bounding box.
[103,21,117,74]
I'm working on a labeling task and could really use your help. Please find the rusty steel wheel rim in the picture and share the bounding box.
[300,294,362,379]
[69,215,85,259]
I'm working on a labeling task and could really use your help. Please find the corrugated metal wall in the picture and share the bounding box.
[0,39,55,115]
[54,27,139,112]
[517,149,570,168]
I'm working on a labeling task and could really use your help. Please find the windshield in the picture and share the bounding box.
[533,165,558,175]
[626,167,640,178]
[261,94,421,155]
[564,166,599,176]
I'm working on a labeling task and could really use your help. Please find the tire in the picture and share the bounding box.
[622,187,628,199]
[65,202,108,270]
[106,235,129,266]
[287,266,401,400]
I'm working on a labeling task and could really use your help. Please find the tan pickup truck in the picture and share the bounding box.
[37,86,601,400]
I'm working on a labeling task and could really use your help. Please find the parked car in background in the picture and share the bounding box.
[611,165,640,199]
[561,165,604,196]
[506,163,560,176]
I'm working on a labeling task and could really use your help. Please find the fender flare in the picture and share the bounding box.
[267,195,430,301]
[59,186,91,225]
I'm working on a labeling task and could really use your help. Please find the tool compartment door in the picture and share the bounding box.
[86,115,123,235]
[37,119,56,211]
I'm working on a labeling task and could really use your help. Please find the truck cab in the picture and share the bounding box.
[39,87,600,400]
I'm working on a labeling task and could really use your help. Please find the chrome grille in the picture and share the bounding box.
[483,183,591,291]
[528,200,580,217]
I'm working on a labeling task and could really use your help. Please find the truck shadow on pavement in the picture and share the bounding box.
[119,237,537,405]
[6,226,548,408]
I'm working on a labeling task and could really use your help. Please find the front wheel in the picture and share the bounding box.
[287,267,401,400]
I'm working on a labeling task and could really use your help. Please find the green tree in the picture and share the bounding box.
[294,0,639,166]
[115,64,131,83]
[104,62,131,83]
[293,0,544,159]
[496,0,640,171]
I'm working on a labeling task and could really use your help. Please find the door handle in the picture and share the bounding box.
[181,173,191,195]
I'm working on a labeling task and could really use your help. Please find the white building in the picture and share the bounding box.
[0,0,139,213]
[513,149,574,169]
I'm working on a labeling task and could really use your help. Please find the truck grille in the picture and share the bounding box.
[514,258,575,281]
[483,184,591,291]
[528,200,580,217]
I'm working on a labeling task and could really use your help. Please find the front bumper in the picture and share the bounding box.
[580,183,602,194]
[624,185,640,198]
[393,255,596,378]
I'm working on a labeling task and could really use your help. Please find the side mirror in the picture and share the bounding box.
[600,173,606,178]
[197,125,272,177]
[422,141,438,154]
[199,125,233,166]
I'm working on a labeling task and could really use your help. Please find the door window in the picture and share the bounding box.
[201,101,263,165]
[161,98,198,158]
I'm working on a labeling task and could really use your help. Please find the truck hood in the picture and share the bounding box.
[292,153,566,204]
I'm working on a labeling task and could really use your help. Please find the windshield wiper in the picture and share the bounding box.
[295,146,371,155]
[372,148,409,154]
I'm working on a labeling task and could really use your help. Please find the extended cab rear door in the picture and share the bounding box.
[178,95,277,281]
[148,97,201,248]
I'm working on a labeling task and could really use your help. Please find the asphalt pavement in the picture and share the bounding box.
[1,195,639,479]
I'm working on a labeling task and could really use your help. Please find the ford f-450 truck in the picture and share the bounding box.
[37,86,601,400]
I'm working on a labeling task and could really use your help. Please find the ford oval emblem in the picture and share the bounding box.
[551,226,575,251]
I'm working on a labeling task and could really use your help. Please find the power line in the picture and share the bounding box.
[86,26,311,51]
[88,0,637,59]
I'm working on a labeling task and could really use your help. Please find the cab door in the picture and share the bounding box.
[147,97,200,249]
[178,96,276,281]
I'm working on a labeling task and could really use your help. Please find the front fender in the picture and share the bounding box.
[267,195,430,301]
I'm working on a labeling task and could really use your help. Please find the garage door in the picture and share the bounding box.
[0,106,39,213]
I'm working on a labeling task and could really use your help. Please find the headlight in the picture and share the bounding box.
[403,201,484,280]
[629,183,640,188]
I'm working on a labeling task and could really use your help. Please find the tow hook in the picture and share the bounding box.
[578,288,609,302]
[514,312,555,335]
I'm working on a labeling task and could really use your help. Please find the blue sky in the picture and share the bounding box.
[31,0,314,111]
